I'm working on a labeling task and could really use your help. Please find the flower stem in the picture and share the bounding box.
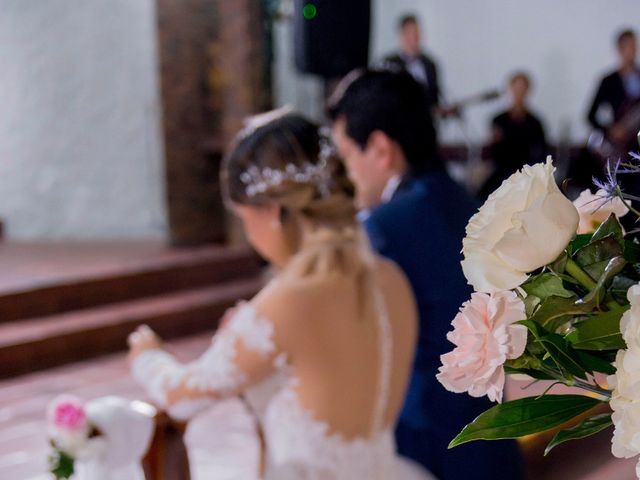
[565,254,621,309]
[539,365,612,399]
[565,258,596,290]
[617,188,640,221]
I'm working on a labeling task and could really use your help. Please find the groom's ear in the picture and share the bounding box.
[366,130,394,171]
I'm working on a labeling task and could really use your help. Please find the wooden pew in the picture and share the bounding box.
[143,412,191,480]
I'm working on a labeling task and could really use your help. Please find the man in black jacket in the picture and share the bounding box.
[384,15,440,113]
[383,15,444,155]
[587,29,640,151]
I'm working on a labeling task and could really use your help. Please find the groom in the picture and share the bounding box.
[328,69,524,480]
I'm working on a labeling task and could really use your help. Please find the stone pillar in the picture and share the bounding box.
[206,0,273,244]
[156,0,271,246]
[214,0,272,144]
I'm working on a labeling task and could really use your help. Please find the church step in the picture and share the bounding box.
[0,277,264,379]
[0,245,260,323]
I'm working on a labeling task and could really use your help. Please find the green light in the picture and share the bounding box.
[302,3,317,20]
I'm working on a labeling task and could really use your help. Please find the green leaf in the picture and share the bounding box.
[584,259,614,282]
[544,413,612,455]
[565,305,629,351]
[519,320,588,379]
[624,239,640,263]
[574,350,616,375]
[504,365,554,380]
[611,274,640,303]
[549,253,568,275]
[449,395,603,448]
[49,450,75,479]
[574,235,624,272]
[524,294,542,317]
[581,256,627,306]
[528,296,595,332]
[521,273,575,301]
[591,213,624,247]
[569,234,593,255]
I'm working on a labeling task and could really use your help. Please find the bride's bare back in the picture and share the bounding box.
[253,256,417,439]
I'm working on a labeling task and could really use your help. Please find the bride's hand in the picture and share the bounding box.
[128,325,162,362]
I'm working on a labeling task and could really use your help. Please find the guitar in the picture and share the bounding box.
[588,97,640,160]
[439,89,502,118]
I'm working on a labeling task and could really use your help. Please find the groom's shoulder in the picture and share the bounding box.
[369,173,478,225]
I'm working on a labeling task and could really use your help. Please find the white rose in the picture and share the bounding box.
[49,426,89,457]
[573,188,629,234]
[621,285,640,350]
[461,157,579,293]
[609,282,640,477]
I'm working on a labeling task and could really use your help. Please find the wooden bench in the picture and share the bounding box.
[143,412,191,480]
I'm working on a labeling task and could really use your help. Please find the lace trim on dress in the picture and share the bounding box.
[264,380,395,479]
[131,303,275,418]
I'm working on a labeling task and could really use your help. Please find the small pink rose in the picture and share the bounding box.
[437,290,528,403]
[48,395,88,432]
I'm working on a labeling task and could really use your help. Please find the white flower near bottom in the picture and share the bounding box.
[437,290,528,403]
[461,157,580,294]
[609,284,640,478]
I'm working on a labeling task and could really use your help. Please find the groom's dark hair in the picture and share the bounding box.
[327,68,442,175]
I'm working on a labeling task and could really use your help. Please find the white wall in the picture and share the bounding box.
[275,0,639,145]
[0,0,167,240]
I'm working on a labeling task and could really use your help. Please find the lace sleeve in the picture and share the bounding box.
[131,303,278,420]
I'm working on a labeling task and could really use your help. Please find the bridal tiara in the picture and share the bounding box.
[239,108,336,198]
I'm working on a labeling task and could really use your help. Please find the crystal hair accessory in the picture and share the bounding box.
[240,161,332,198]
[239,126,336,199]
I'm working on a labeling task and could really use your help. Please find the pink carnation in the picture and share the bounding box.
[48,395,88,432]
[437,290,528,402]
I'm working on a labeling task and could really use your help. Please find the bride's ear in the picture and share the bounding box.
[258,203,282,229]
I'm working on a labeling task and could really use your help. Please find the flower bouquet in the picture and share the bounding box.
[438,153,640,475]
[47,395,100,479]
[47,395,157,480]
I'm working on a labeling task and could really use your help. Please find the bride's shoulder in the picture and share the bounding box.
[374,256,412,293]
[248,275,332,325]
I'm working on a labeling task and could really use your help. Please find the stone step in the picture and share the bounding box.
[0,244,260,323]
[0,277,263,378]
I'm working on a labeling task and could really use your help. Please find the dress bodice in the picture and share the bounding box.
[259,374,397,479]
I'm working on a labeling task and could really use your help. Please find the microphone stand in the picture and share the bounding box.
[446,108,484,194]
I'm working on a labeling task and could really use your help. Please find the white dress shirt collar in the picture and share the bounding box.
[380,175,403,204]
[357,175,403,223]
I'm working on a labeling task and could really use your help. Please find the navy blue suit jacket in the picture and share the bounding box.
[363,172,524,479]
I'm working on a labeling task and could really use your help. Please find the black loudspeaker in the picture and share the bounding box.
[294,0,371,79]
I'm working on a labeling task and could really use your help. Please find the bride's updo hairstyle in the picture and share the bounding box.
[222,110,374,282]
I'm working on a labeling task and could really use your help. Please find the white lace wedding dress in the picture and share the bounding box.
[132,293,434,480]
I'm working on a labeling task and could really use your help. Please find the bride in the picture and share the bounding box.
[128,111,434,479]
